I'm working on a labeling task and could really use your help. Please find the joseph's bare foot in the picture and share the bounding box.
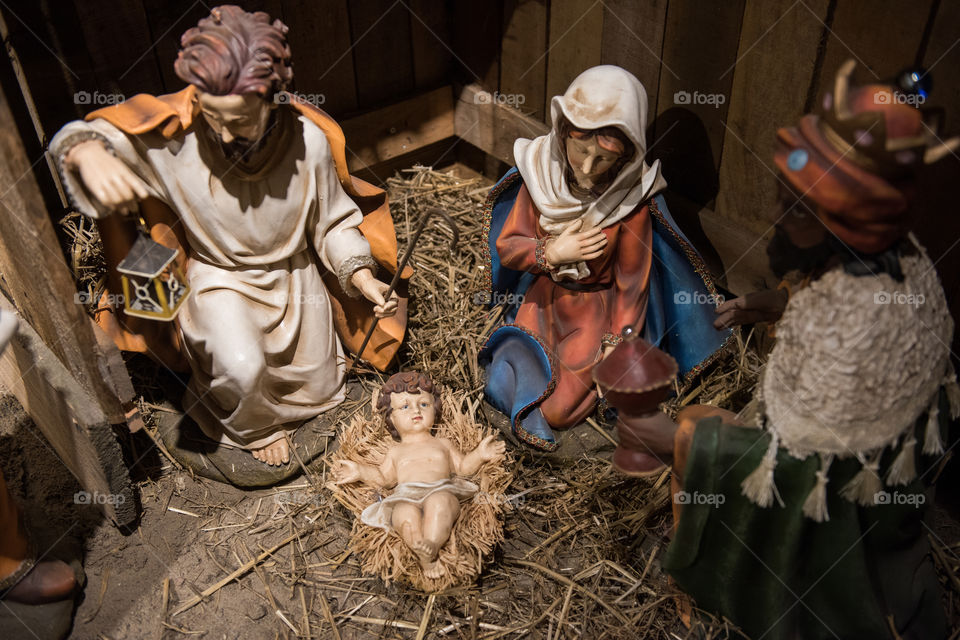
[251,438,289,466]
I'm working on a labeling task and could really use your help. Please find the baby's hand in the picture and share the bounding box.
[333,460,362,485]
[476,434,506,462]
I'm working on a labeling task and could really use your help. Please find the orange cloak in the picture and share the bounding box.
[84,86,410,372]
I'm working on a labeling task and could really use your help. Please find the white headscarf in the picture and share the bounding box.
[514,65,667,279]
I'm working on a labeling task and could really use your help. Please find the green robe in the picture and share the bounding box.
[662,389,951,640]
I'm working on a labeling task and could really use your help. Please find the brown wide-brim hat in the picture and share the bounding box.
[773,114,909,254]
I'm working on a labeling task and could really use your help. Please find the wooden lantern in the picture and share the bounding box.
[117,234,189,321]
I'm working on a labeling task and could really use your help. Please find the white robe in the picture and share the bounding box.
[51,109,375,449]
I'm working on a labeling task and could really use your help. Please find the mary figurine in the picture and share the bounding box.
[480,65,731,461]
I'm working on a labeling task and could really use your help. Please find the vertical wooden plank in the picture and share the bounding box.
[545,0,603,109]
[715,0,830,235]
[917,0,960,358]
[0,301,136,526]
[282,0,358,116]
[500,0,549,121]
[0,70,128,423]
[599,0,668,101]
[816,0,935,103]
[920,1,960,118]
[450,0,501,93]
[72,0,165,98]
[0,0,97,139]
[652,0,745,198]
[350,0,415,108]
[409,0,452,91]
[139,0,210,92]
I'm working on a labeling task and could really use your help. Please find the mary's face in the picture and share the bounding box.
[565,134,621,190]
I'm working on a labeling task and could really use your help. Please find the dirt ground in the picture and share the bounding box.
[2,384,960,640]
[0,387,676,640]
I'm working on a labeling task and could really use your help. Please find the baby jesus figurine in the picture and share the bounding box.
[334,372,505,578]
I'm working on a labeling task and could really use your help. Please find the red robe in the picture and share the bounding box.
[495,184,653,428]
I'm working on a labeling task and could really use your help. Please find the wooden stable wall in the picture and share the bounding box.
[0,0,457,156]
[449,0,960,354]
[1,0,958,346]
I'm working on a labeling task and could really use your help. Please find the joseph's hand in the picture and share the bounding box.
[64,140,149,216]
[351,268,399,318]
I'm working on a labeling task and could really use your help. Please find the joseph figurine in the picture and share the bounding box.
[50,6,409,467]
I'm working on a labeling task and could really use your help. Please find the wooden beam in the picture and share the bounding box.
[339,86,455,172]
[454,83,548,166]
[0,299,136,526]
[0,63,131,423]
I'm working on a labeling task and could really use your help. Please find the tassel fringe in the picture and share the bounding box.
[924,398,944,456]
[886,434,917,486]
[945,369,960,420]
[741,432,783,508]
[802,454,833,522]
[840,452,883,506]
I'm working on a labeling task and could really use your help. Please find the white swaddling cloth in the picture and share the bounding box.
[360,478,479,530]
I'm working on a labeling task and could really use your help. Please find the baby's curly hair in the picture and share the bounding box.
[377,371,442,441]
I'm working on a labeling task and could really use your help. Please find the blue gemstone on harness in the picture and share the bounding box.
[787,148,808,171]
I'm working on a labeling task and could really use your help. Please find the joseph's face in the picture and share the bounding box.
[388,391,436,437]
[197,91,273,148]
[565,134,621,190]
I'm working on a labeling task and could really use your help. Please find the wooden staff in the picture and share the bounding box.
[348,207,460,370]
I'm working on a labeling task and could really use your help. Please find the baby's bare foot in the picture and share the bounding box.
[411,539,438,563]
[421,560,444,579]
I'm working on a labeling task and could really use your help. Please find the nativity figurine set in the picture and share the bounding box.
[46,4,959,633]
